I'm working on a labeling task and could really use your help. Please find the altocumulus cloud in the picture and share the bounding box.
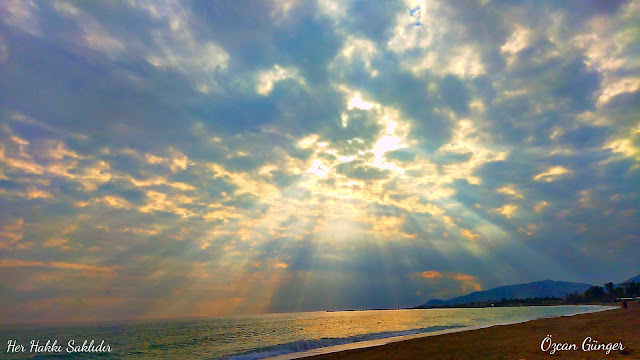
[0,0,639,323]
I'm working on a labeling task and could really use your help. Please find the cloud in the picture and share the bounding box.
[414,270,483,298]
[0,258,119,272]
[494,204,518,219]
[534,201,550,213]
[0,0,639,323]
[460,229,481,241]
[256,65,307,95]
[416,270,442,279]
[533,166,572,182]
[0,0,41,36]
[496,184,524,199]
[335,160,391,181]
[0,218,24,249]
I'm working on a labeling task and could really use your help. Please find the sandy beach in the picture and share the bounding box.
[306,302,639,360]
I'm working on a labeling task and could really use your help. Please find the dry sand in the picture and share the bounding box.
[307,302,640,359]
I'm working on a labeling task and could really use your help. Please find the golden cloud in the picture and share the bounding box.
[496,184,524,199]
[414,270,483,293]
[533,166,571,182]
[460,228,480,241]
[417,270,444,279]
[0,258,120,272]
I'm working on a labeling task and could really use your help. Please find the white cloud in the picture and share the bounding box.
[269,0,301,22]
[387,1,434,54]
[597,77,640,105]
[79,0,232,92]
[332,36,379,77]
[0,0,41,36]
[445,45,486,78]
[148,42,228,73]
[256,65,306,95]
[84,30,125,55]
[501,25,531,66]
[387,1,485,77]
[347,93,375,110]
[316,0,347,21]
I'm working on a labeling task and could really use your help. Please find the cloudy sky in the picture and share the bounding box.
[0,0,639,324]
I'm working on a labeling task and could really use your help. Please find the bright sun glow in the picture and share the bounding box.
[308,160,330,177]
[348,93,374,110]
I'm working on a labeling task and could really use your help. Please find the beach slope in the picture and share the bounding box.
[307,302,639,359]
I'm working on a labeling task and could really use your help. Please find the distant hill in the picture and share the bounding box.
[422,299,447,307]
[418,280,593,308]
[622,273,640,283]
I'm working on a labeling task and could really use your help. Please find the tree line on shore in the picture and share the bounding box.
[418,297,564,308]
[563,281,640,304]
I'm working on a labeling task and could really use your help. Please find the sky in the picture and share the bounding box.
[0,0,639,324]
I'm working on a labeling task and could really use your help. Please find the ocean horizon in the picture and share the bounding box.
[0,305,615,359]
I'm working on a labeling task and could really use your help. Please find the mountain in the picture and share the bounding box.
[622,273,640,283]
[423,299,447,307]
[418,279,593,308]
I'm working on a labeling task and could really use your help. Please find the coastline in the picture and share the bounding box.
[266,303,635,360]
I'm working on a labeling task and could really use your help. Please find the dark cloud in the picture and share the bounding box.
[343,0,405,41]
[335,160,391,180]
[385,149,417,162]
[439,75,471,115]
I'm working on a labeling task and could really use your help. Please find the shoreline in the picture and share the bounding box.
[264,304,632,360]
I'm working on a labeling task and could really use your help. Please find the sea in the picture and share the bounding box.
[0,305,615,359]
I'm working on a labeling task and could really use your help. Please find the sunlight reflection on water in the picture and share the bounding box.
[0,305,613,360]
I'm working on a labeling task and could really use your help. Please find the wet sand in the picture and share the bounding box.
[306,302,639,359]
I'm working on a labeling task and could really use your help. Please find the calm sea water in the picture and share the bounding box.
[0,305,613,359]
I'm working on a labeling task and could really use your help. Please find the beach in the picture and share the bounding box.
[305,302,639,360]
